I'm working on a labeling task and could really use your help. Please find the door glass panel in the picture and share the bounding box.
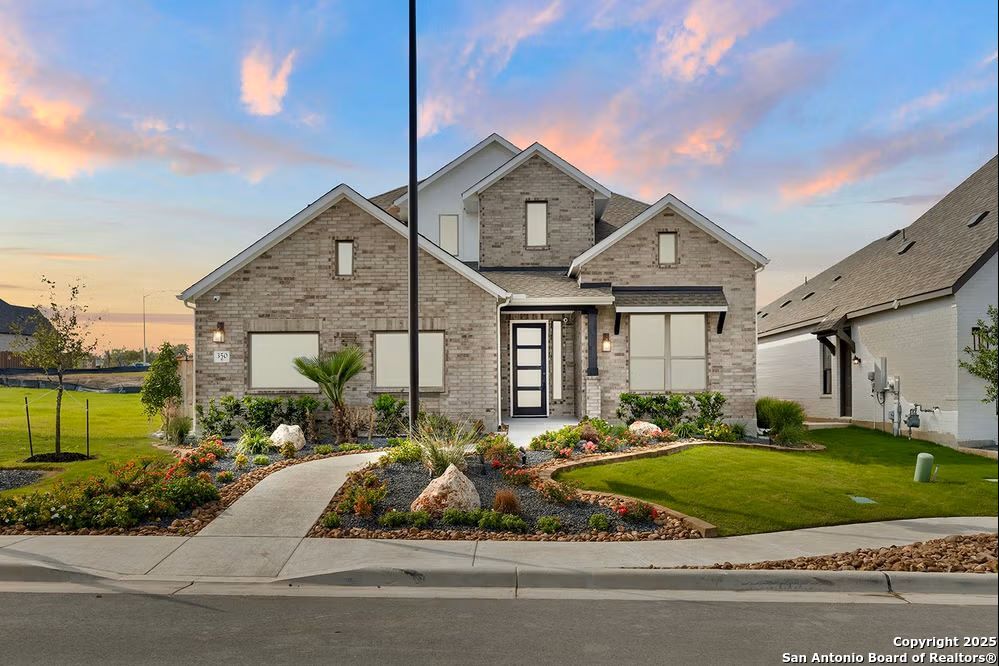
[630,358,666,391]
[517,348,542,366]
[516,326,542,346]
[517,369,542,387]
[671,359,706,390]
[517,390,542,408]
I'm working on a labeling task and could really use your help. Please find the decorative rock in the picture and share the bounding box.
[628,421,662,437]
[410,464,481,516]
[270,424,306,450]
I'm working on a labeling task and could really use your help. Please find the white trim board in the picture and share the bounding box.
[568,194,769,275]
[393,133,519,207]
[616,305,728,313]
[178,184,511,302]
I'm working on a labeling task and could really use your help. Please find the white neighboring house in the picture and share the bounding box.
[757,156,998,448]
[0,298,44,354]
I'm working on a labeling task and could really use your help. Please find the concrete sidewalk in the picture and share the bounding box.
[1,516,994,582]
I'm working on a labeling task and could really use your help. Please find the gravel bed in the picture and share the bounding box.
[0,469,45,492]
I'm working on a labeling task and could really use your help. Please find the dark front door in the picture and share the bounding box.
[512,323,547,417]
[838,330,853,417]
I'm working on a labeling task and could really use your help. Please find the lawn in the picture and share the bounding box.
[0,387,171,497]
[558,427,999,536]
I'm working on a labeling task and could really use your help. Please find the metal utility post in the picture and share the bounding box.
[407,0,420,431]
[142,294,147,364]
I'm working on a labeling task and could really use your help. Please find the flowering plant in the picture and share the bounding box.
[553,447,574,459]
[500,466,536,486]
[614,500,658,522]
[582,441,598,454]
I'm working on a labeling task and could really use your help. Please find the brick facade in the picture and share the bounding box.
[578,209,759,430]
[478,155,595,268]
[193,199,500,430]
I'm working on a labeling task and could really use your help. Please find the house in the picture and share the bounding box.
[0,297,46,368]
[757,156,998,448]
[179,134,768,432]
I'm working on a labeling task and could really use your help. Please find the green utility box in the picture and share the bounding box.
[913,452,934,483]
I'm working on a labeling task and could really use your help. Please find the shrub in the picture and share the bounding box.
[314,444,334,455]
[386,437,407,447]
[538,480,578,504]
[500,467,536,486]
[373,394,407,436]
[492,489,521,515]
[233,453,249,469]
[473,510,527,532]
[588,513,610,531]
[772,424,809,447]
[387,439,422,464]
[321,511,341,529]
[172,447,217,475]
[673,421,701,439]
[614,500,658,523]
[442,508,484,526]
[756,397,806,434]
[616,393,690,429]
[216,470,234,484]
[536,516,561,534]
[529,424,582,451]
[411,415,476,476]
[335,472,387,517]
[700,423,737,442]
[577,422,601,444]
[280,442,297,459]
[196,395,243,438]
[337,442,374,452]
[731,423,747,440]
[241,396,283,430]
[252,454,271,466]
[165,415,193,445]
[377,510,430,529]
[553,446,573,459]
[692,391,726,427]
[237,427,273,455]
[197,437,229,459]
[477,434,519,467]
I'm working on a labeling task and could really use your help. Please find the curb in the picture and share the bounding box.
[887,571,998,595]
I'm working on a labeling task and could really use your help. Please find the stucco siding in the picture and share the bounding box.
[758,330,841,418]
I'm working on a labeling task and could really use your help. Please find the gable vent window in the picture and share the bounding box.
[760,313,768,318]
[833,275,842,282]
[897,240,915,255]
[439,214,459,256]
[967,211,989,228]
[886,229,902,241]
[802,292,815,301]
[780,300,792,308]
[526,201,548,247]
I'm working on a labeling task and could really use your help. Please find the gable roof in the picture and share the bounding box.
[568,193,769,276]
[0,298,45,336]
[178,184,510,303]
[392,134,519,207]
[757,155,998,337]
[479,269,614,306]
[461,143,613,211]
[597,193,651,241]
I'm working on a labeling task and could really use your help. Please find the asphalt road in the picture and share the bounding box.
[3,594,997,665]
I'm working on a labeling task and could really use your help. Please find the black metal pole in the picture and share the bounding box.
[86,399,90,458]
[25,396,33,458]
[407,0,420,432]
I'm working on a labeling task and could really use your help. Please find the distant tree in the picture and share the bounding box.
[13,277,100,455]
[960,305,997,404]
[140,341,183,425]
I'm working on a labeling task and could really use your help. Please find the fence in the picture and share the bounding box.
[0,351,25,369]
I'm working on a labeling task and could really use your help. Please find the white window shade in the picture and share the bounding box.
[249,333,320,389]
[374,332,445,389]
[670,314,705,356]
[629,314,706,391]
[526,202,547,247]
[439,215,459,256]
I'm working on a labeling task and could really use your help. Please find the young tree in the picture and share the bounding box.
[13,278,100,455]
[293,346,365,443]
[960,305,998,404]
[140,341,183,426]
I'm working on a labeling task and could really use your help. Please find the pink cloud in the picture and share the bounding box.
[240,45,297,116]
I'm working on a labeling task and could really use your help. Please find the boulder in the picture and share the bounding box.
[410,464,480,516]
[270,424,306,450]
[628,421,662,437]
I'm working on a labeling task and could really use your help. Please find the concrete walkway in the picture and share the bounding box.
[1,516,994,582]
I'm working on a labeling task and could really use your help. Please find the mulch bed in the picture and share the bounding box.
[22,452,92,463]
[0,469,45,492]
[686,533,998,574]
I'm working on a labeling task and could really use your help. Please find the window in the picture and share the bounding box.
[629,314,706,391]
[552,320,563,400]
[249,333,319,390]
[658,232,677,264]
[439,214,459,256]
[374,332,444,390]
[336,240,354,276]
[820,343,833,395]
[526,201,547,247]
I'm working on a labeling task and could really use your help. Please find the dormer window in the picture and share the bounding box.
[439,214,459,256]
[658,232,678,265]
[526,201,547,247]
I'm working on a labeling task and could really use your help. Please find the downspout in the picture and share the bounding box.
[183,299,197,433]
[496,295,512,430]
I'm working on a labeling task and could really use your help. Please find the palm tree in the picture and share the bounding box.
[293,345,365,443]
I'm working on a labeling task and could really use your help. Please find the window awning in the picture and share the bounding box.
[811,312,855,354]
[613,286,729,334]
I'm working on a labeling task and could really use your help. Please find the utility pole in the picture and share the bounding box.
[407,0,420,431]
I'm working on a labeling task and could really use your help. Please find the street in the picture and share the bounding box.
[3,594,997,665]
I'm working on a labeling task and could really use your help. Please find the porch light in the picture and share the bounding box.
[212,322,225,343]
[852,355,861,365]
[601,333,611,352]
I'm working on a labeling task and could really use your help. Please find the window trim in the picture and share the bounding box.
[247,331,321,392]
[525,200,548,248]
[335,240,354,277]
[628,313,707,392]
[438,214,460,256]
[657,231,678,266]
[820,342,833,396]
[372,330,446,392]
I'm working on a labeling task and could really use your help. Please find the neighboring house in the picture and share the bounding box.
[757,156,998,448]
[179,134,768,432]
[0,298,46,367]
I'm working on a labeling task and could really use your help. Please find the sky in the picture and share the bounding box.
[1,0,996,352]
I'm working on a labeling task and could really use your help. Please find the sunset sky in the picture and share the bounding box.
[1,0,996,352]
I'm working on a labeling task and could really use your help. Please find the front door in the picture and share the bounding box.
[512,323,547,417]
[838,330,853,417]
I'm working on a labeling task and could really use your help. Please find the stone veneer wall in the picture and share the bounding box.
[478,155,595,268]
[499,312,577,420]
[578,209,759,430]
[193,199,501,430]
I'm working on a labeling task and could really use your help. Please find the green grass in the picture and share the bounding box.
[0,387,171,497]
[558,427,998,536]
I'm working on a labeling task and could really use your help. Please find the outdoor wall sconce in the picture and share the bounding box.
[852,355,861,365]
[601,333,612,352]
[212,322,225,343]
